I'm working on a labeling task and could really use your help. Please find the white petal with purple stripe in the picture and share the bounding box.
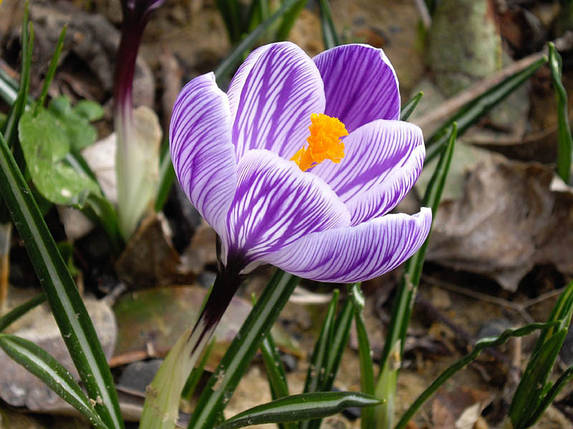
[170,72,237,235]
[314,44,400,132]
[263,208,432,282]
[312,120,425,225]
[227,42,325,160]
[224,150,350,266]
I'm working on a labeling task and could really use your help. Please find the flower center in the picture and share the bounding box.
[291,113,348,171]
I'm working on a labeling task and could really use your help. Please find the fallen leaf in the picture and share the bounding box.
[432,387,491,429]
[427,154,573,291]
[112,285,300,370]
[0,297,116,413]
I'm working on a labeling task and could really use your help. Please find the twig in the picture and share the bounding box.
[415,295,514,368]
[412,51,545,136]
[423,275,533,322]
[413,32,573,137]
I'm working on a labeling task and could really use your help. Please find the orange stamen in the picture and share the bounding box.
[291,113,348,171]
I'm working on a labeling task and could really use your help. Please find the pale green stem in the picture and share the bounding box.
[374,360,397,429]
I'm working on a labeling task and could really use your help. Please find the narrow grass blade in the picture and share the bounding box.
[216,392,381,429]
[375,125,456,429]
[0,294,45,332]
[182,337,217,401]
[548,42,573,182]
[350,284,375,429]
[215,0,302,84]
[525,366,573,427]
[215,0,243,44]
[275,0,307,40]
[246,0,270,33]
[187,270,299,429]
[400,92,423,121]
[323,298,353,390]
[260,331,293,429]
[0,68,19,106]
[261,332,289,400]
[533,281,573,355]
[380,124,457,369]
[509,282,573,428]
[155,143,175,213]
[302,290,339,395]
[0,334,108,429]
[0,133,123,429]
[395,322,556,429]
[37,26,67,111]
[425,56,547,163]
[3,8,32,148]
[305,297,354,429]
[318,0,339,50]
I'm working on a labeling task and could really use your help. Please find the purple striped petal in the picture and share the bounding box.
[263,208,432,283]
[314,44,400,132]
[227,42,325,160]
[224,150,350,267]
[312,120,425,225]
[170,72,237,235]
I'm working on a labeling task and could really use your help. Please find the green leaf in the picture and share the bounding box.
[304,296,354,429]
[380,124,457,369]
[425,56,547,163]
[509,282,573,429]
[0,294,45,332]
[400,92,423,121]
[302,290,339,395]
[155,143,176,213]
[260,330,294,429]
[260,332,290,400]
[48,96,101,152]
[0,334,108,429]
[216,0,243,44]
[350,284,376,429]
[2,5,33,148]
[73,100,105,122]
[524,366,573,427]
[182,337,217,401]
[318,0,339,50]
[246,0,270,33]
[549,43,573,182]
[187,270,299,429]
[375,125,457,429]
[216,392,381,429]
[37,25,66,111]
[0,67,19,107]
[215,0,305,85]
[323,297,353,390]
[395,322,556,429]
[275,0,307,41]
[0,132,123,429]
[18,108,102,206]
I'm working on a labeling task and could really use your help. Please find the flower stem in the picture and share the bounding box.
[140,263,243,429]
[114,1,161,239]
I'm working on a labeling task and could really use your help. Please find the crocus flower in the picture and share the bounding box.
[171,42,431,284]
[141,42,432,428]
[114,0,164,239]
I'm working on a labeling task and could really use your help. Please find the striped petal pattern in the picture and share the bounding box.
[227,42,325,160]
[312,120,425,225]
[170,42,431,284]
[170,72,237,235]
[314,44,400,132]
[264,208,432,282]
[225,150,350,266]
